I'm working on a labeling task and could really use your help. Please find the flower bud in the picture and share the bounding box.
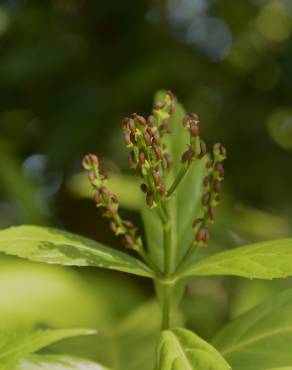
[160,120,169,133]
[128,119,136,134]
[110,221,118,233]
[121,117,130,130]
[196,227,209,243]
[139,150,146,165]
[202,192,210,206]
[199,140,207,158]
[153,143,161,160]
[82,154,98,170]
[128,151,135,167]
[87,170,96,183]
[203,175,211,187]
[154,101,165,110]
[93,191,101,204]
[143,131,152,146]
[146,192,154,207]
[206,159,213,169]
[213,180,222,193]
[192,218,204,228]
[140,183,148,193]
[136,115,147,126]
[147,115,155,127]
[190,123,200,137]
[153,130,161,145]
[122,220,135,229]
[159,184,166,196]
[188,112,199,121]
[215,162,224,177]
[123,133,132,146]
[123,234,135,249]
[107,204,117,217]
[111,193,119,203]
[182,148,194,162]
[152,169,161,186]
[209,207,216,221]
[100,186,110,198]
[169,101,175,114]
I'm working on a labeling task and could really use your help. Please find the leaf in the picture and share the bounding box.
[95,300,183,370]
[16,354,108,370]
[182,238,292,279]
[0,225,153,278]
[156,327,230,370]
[212,288,292,370]
[0,328,95,370]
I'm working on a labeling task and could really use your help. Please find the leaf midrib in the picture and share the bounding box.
[221,325,292,357]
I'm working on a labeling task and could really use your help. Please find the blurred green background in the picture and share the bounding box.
[1,0,292,368]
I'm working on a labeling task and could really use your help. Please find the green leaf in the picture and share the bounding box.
[156,327,230,370]
[0,328,95,370]
[182,238,292,279]
[212,288,292,370]
[0,225,153,278]
[16,354,108,370]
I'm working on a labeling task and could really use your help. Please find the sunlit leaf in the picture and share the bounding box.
[0,328,95,370]
[182,238,292,279]
[213,288,292,370]
[0,225,153,278]
[16,354,108,370]
[156,327,230,370]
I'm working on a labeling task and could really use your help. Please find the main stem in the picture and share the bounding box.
[160,201,174,330]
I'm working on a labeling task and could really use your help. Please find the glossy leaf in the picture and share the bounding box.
[0,225,153,278]
[182,238,292,279]
[0,328,95,370]
[156,327,230,370]
[213,288,292,370]
[17,354,108,370]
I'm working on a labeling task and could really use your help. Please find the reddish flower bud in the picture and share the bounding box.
[154,101,165,110]
[128,119,136,134]
[136,115,147,126]
[188,112,199,121]
[82,154,98,169]
[203,175,211,187]
[190,123,200,137]
[215,162,224,177]
[147,115,155,127]
[121,117,129,130]
[152,169,161,186]
[202,192,210,206]
[87,170,96,182]
[206,159,213,169]
[209,207,216,221]
[93,191,101,204]
[153,143,161,160]
[182,148,194,162]
[196,227,209,243]
[123,133,132,146]
[123,234,135,249]
[139,150,146,165]
[159,184,166,196]
[199,140,207,158]
[160,120,169,132]
[182,115,190,127]
[100,186,110,198]
[146,192,154,207]
[143,131,152,146]
[107,204,117,217]
[140,183,148,193]
[213,180,222,193]
[122,220,135,229]
[169,101,175,114]
[111,194,119,203]
[110,221,118,233]
[153,130,161,145]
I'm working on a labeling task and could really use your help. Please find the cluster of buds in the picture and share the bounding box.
[122,91,175,208]
[82,154,142,250]
[192,143,227,245]
[181,112,207,163]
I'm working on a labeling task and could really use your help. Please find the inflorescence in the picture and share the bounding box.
[82,91,226,267]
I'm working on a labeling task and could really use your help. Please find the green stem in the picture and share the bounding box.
[138,248,162,277]
[161,283,171,330]
[167,162,191,197]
